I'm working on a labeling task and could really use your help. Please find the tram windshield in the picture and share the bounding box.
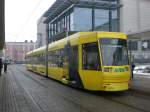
[100,38,129,66]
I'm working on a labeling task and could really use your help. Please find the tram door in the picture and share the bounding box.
[63,43,83,88]
[63,44,69,80]
[80,42,103,90]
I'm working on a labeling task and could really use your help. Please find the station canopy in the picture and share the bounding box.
[44,0,120,23]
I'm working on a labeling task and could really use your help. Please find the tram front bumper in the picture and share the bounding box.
[102,82,129,91]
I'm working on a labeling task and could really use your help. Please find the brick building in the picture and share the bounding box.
[4,41,36,63]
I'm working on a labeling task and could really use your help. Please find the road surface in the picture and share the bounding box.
[0,65,150,112]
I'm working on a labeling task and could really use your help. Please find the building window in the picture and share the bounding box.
[128,40,138,51]
[95,9,109,31]
[66,15,70,30]
[51,23,54,36]
[94,8,119,32]
[49,23,51,37]
[70,12,74,31]
[62,17,65,30]
[142,40,150,51]
[58,19,60,33]
[37,33,42,47]
[74,7,92,31]
[60,18,63,32]
[54,22,56,35]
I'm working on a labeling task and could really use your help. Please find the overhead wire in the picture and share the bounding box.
[18,0,44,37]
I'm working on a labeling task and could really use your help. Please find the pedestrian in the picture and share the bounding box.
[4,60,8,73]
[0,58,3,76]
[131,62,135,78]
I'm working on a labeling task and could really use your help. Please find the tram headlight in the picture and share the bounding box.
[124,67,129,71]
[103,67,112,72]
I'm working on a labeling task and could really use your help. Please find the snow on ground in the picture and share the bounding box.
[133,65,150,76]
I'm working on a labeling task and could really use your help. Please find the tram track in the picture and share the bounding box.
[20,66,150,100]
[127,90,150,101]
[11,66,92,112]
[12,65,150,112]
[130,88,150,100]
[99,94,150,112]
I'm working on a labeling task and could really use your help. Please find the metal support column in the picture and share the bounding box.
[117,0,120,32]
[92,7,95,31]
[109,0,112,32]
[109,10,112,32]
[45,23,49,78]
[0,0,5,49]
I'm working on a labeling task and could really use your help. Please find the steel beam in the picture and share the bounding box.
[0,0,5,50]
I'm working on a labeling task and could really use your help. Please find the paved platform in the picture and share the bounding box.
[0,68,42,112]
[131,74,150,95]
[0,65,150,112]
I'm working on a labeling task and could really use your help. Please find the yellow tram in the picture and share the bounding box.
[26,32,131,91]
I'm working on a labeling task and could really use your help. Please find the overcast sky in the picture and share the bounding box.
[5,0,55,42]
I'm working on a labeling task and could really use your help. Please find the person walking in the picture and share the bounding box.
[0,58,3,76]
[4,60,8,73]
[131,62,135,78]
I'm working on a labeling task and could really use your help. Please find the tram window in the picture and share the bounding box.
[82,42,100,70]
[48,49,64,67]
[59,49,64,67]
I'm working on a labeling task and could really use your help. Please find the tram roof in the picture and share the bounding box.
[26,32,126,56]
[26,46,45,56]
[48,31,126,51]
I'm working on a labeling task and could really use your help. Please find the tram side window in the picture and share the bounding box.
[28,56,31,64]
[29,56,32,64]
[25,56,29,64]
[33,56,38,65]
[59,49,64,67]
[37,54,42,65]
[82,42,100,70]
[48,49,64,67]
